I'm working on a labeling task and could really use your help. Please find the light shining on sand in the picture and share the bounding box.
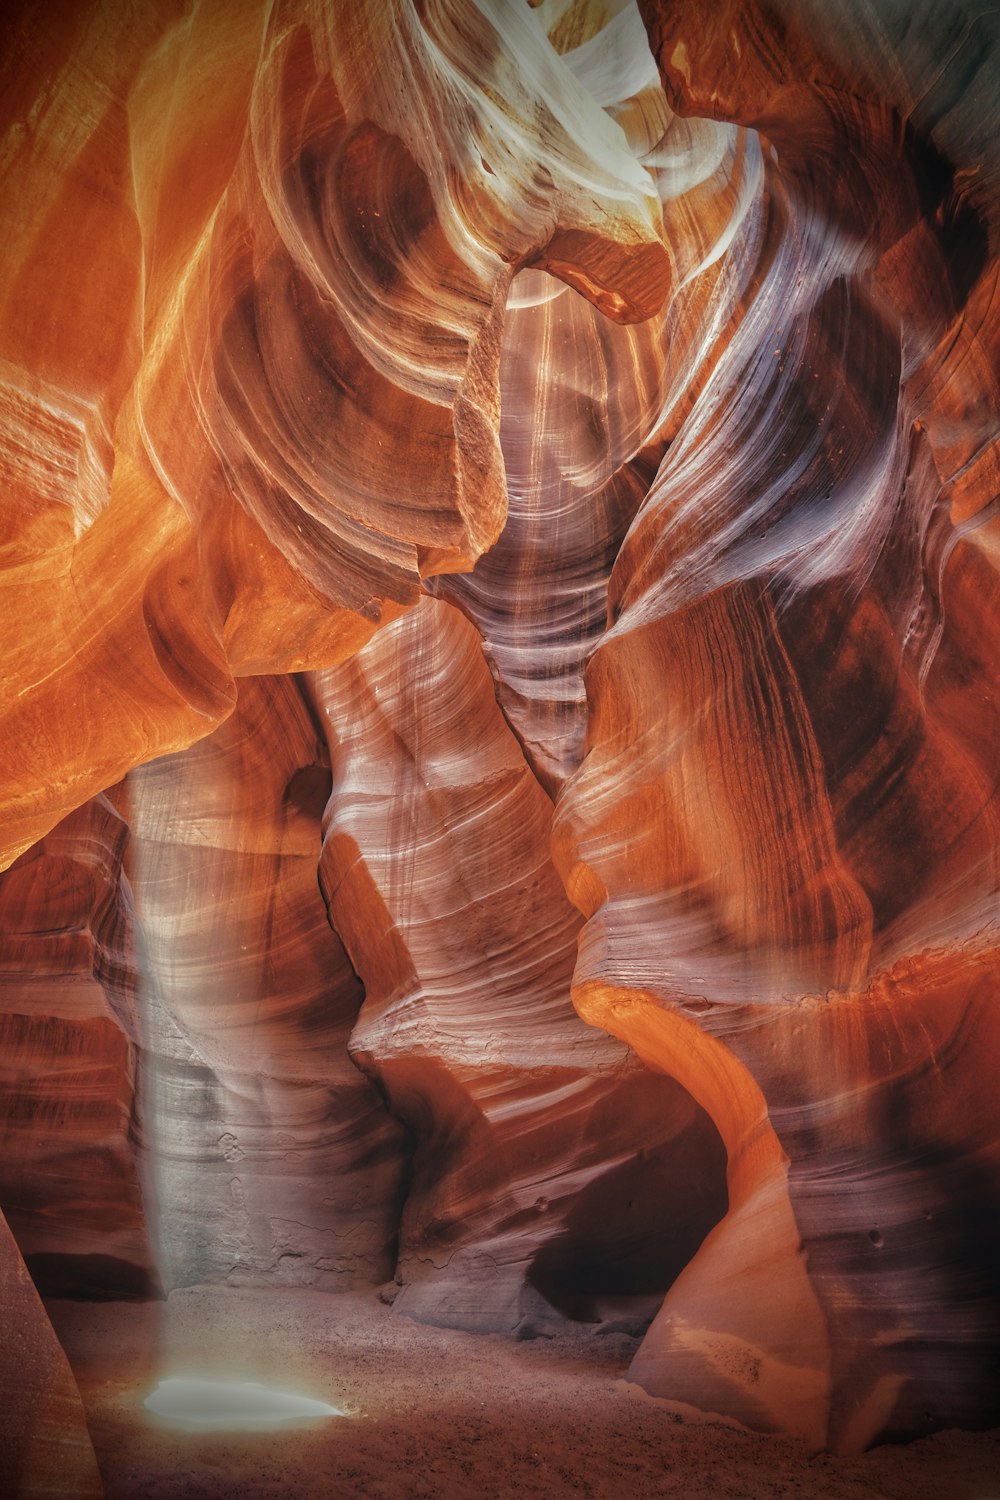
[144,1377,342,1431]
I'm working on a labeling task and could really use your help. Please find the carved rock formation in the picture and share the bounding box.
[550,0,1000,1453]
[0,795,156,1299]
[0,0,999,1467]
[0,0,669,871]
[122,673,409,1292]
[309,594,726,1331]
[0,1207,102,1499]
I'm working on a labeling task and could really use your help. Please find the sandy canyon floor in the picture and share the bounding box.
[46,1288,1000,1500]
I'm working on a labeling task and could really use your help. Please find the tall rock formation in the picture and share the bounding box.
[0,795,155,1299]
[122,673,409,1291]
[0,0,998,1460]
[550,0,1000,1451]
[309,595,726,1332]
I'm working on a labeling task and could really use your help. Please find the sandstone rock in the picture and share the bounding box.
[123,673,408,1291]
[0,0,998,1462]
[547,0,1000,1449]
[309,594,727,1332]
[0,0,670,872]
[0,1206,103,1498]
[434,7,763,797]
[0,795,156,1299]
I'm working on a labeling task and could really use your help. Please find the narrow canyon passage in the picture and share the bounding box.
[2,0,1000,1494]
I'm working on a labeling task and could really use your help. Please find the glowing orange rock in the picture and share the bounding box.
[309,594,727,1331]
[547,0,1000,1449]
[0,0,998,1461]
[0,0,670,872]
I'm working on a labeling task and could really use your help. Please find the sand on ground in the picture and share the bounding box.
[45,1287,1000,1500]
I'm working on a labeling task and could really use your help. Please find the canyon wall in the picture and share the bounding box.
[0,0,998,1472]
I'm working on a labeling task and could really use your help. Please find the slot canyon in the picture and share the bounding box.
[1,0,999,1495]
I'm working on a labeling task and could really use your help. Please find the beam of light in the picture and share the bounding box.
[144,1377,343,1431]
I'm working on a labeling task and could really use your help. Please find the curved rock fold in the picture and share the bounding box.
[0,0,998,1467]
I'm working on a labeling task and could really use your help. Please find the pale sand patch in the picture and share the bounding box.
[46,1288,1000,1500]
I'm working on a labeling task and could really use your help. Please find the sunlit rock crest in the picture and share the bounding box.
[0,0,668,870]
[0,0,998,1477]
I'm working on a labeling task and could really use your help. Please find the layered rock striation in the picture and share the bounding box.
[0,0,998,1471]
[122,673,409,1292]
[0,795,156,1300]
[0,1207,102,1500]
[309,595,726,1332]
[551,0,1000,1452]
[0,0,669,871]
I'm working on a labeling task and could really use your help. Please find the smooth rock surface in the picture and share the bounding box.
[0,795,156,1299]
[0,1207,103,1499]
[0,0,670,872]
[550,0,1000,1450]
[0,0,998,1465]
[309,594,727,1333]
[123,673,408,1292]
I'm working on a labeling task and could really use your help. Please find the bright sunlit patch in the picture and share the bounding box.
[144,1377,342,1431]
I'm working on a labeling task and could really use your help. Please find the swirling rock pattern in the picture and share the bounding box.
[0,794,156,1299]
[123,673,408,1291]
[0,0,668,872]
[434,4,763,796]
[550,0,1000,1452]
[0,0,998,1463]
[309,594,726,1332]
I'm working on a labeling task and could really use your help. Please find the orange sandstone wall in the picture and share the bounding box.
[0,0,998,1460]
[554,0,1000,1451]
